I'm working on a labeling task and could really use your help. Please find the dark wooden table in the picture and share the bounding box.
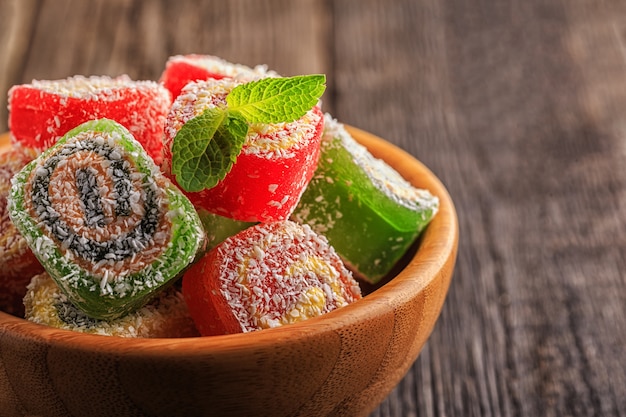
[1,0,625,416]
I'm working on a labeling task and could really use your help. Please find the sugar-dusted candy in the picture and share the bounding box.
[8,119,206,320]
[0,147,44,315]
[24,272,199,338]
[160,54,278,99]
[182,220,362,336]
[292,115,439,283]
[163,79,324,222]
[8,75,171,164]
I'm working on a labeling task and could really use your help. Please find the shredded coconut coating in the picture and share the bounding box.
[24,272,199,338]
[323,115,439,214]
[183,220,361,335]
[0,147,44,315]
[26,75,165,100]
[8,75,171,164]
[162,78,322,173]
[8,120,206,320]
[164,54,279,83]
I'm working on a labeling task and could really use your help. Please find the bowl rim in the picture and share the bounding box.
[0,125,458,356]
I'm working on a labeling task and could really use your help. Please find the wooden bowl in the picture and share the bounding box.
[0,127,458,417]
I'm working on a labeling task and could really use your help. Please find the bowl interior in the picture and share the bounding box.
[0,127,458,417]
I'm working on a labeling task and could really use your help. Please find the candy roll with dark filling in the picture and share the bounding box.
[24,272,199,338]
[8,119,206,320]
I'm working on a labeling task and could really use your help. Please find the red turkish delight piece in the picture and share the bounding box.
[163,78,324,222]
[8,75,171,164]
[182,221,362,336]
[160,54,278,99]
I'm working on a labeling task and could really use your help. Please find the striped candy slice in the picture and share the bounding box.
[8,119,206,320]
[182,220,362,336]
[24,272,199,338]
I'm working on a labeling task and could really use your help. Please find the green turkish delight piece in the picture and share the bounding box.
[292,115,438,283]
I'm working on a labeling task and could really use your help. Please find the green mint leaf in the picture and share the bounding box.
[226,74,326,124]
[171,108,248,192]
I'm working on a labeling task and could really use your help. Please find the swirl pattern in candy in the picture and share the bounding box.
[9,119,206,320]
[26,131,170,279]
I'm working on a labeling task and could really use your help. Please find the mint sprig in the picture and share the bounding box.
[226,75,326,124]
[171,74,325,192]
[171,108,248,192]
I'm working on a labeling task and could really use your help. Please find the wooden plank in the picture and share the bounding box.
[442,0,626,414]
[18,0,329,80]
[0,0,331,131]
[330,0,626,416]
[0,0,40,133]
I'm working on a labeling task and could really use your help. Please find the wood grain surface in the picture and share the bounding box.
[0,126,458,417]
[0,0,625,416]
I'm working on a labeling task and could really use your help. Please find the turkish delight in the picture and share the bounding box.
[8,119,205,320]
[0,147,44,315]
[8,75,171,164]
[197,209,256,251]
[292,115,439,283]
[182,220,362,336]
[162,78,324,222]
[24,272,199,337]
[160,54,278,99]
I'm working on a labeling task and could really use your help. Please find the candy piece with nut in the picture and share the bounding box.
[8,119,206,320]
[24,272,199,338]
[160,54,278,99]
[162,77,325,222]
[0,147,44,316]
[182,220,362,336]
[8,75,171,164]
[292,115,439,284]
